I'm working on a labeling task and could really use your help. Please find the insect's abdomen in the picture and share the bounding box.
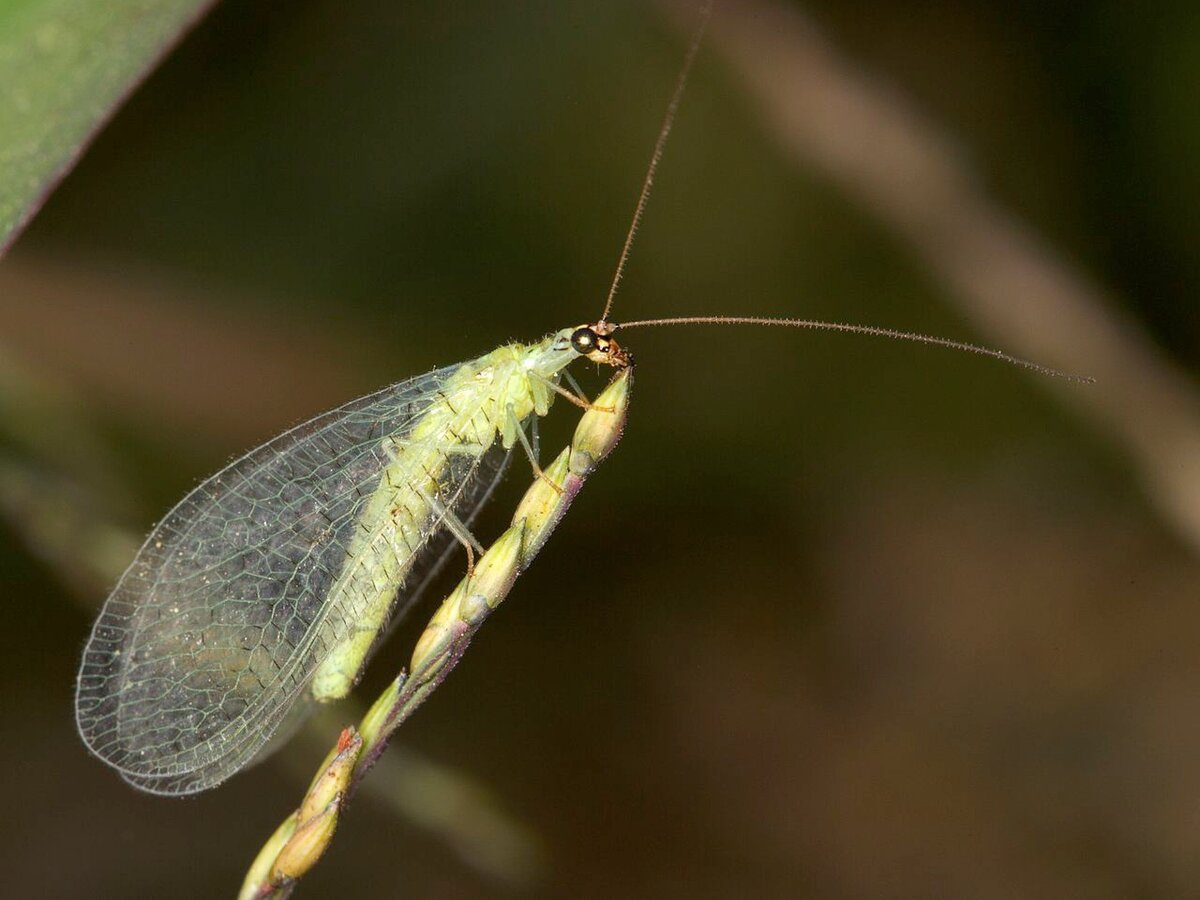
[308,373,511,701]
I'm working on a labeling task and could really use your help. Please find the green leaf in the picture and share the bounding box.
[0,0,215,255]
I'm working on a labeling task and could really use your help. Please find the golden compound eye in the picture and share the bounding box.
[570,327,597,354]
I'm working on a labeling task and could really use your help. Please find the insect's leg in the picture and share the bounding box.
[403,368,632,687]
[512,368,631,559]
[529,371,608,411]
[507,404,563,497]
[562,369,591,407]
[529,410,541,463]
[421,486,485,574]
[507,405,538,472]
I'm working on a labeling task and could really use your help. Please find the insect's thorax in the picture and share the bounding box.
[436,324,630,450]
[419,334,576,449]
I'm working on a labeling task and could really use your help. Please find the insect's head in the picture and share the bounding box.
[569,321,632,368]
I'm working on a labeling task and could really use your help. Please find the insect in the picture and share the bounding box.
[75,4,1085,798]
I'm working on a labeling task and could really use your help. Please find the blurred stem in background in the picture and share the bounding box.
[668,0,1200,554]
[0,345,138,596]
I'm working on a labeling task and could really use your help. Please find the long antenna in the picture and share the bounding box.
[614,315,1095,383]
[599,0,713,324]
[595,5,1090,387]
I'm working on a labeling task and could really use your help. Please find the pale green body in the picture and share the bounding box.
[310,334,575,700]
[76,325,591,795]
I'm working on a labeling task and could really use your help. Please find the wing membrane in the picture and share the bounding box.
[76,360,502,794]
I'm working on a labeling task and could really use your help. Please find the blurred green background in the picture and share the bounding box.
[2,0,1198,896]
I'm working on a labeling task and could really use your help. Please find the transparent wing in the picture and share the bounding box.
[233,441,513,784]
[76,359,503,794]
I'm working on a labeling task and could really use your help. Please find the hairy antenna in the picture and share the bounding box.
[595,4,1090,387]
[614,315,1095,383]
[599,0,713,324]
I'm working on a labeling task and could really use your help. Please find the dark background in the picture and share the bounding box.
[1,0,1198,896]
